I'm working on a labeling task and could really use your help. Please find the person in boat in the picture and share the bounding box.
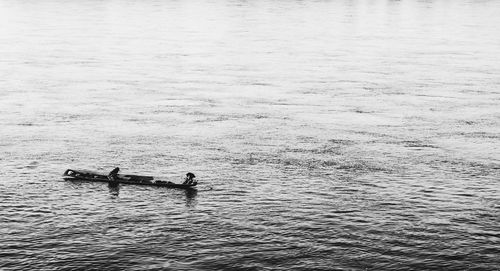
[108,167,120,182]
[183,172,196,185]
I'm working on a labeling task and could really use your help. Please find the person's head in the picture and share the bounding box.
[186,172,195,180]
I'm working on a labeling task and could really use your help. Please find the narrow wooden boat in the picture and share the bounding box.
[62,169,197,189]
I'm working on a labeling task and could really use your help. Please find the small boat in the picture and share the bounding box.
[62,169,197,189]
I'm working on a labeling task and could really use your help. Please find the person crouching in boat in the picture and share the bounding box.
[108,167,120,184]
[183,172,196,185]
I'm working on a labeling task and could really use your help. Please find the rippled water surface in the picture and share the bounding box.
[1,0,500,270]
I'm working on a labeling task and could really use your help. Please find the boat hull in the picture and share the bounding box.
[63,169,197,189]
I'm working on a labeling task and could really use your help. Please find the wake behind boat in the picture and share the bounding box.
[63,169,197,189]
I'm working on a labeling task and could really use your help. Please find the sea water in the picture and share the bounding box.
[0,0,499,270]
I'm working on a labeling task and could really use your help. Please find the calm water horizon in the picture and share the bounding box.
[1,0,499,270]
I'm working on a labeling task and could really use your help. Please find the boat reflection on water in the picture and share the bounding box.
[105,181,198,207]
[184,188,198,207]
[108,182,120,196]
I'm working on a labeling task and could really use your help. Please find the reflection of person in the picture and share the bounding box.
[108,182,120,196]
[183,172,196,185]
[108,167,120,182]
[184,189,197,207]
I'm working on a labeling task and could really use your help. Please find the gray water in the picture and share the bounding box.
[1,0,499,270]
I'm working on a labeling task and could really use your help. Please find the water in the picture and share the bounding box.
[1,0,499,270]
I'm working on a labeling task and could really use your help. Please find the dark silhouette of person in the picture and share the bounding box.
[183,172,196,185]
[108,167,120,185]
